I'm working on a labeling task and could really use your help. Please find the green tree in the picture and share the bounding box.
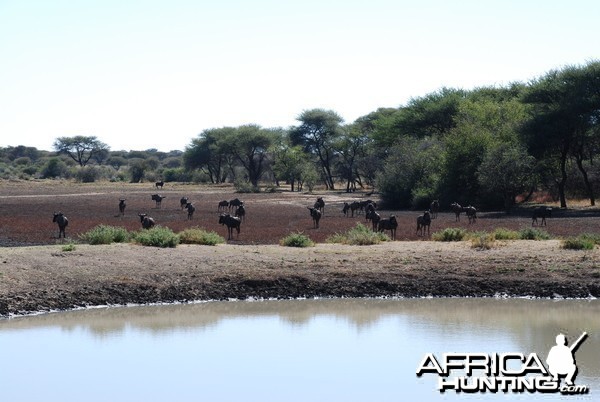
[226,125,276,187]
[53,136,110,167]
[183,128,236,183]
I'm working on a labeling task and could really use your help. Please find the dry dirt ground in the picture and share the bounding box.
[1,180,600,316]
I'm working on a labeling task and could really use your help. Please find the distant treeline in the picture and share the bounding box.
[2,61,599,211]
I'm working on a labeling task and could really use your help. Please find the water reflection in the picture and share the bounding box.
[0,298,598,401]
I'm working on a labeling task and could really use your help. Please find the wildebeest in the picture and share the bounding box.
[342,201,360,217]
[451,202,463,221]
[180,197,189,210]
[532,207,552,226]
[229,198,243,212]
[155,180,164,189]
[378,215,398,240]
[465,205,477,224]
[138,213,156,229]
[314,197,325,216]
[235,204,246,222]
[219,213,241,240]
[416,211,432,236]
[151,194,166,208]
[364,201,377,220]
[185,203,195,220]
[430,200,439,219]
[218,200,229,211]
[53,212,68,238]
[366,210,381,231]
[307,207,322,228]
[118,199,126,216]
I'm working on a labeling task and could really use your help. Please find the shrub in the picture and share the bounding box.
[327,223,389,245]
[432,227,467,242]
[562,236,595,250]
[80,225,129,245]
[471,233,496,250]
[132,226,180,248]
[280,232,314,247]
[577,233,600,245]
[518,228,551,240]
[492,228,520,240]
[179,227,225,246]
[234,180,260,193]
[61,243,76,252]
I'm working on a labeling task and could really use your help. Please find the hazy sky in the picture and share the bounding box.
[1,0,598,152]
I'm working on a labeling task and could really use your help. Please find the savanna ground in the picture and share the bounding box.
[1,180,600,316]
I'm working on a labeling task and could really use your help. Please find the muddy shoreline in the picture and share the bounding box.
[1,240,599,317]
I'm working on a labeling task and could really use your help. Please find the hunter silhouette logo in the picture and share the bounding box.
[416,331,590,395]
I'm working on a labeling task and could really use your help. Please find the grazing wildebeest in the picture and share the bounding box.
[465,205,477,224]
[155,180,164,189]
[185,203,195,220]
[416,211,432,236]
[218,200,229,212]
[138,213,156,229]
[314,197,325,216]
[364,201,376,221]
[53,212,68,238]
[180,197,189,210]
[430,200,439,219]
[342,202,351,217]
[151,194,166,208]
[118,199,126,216]
[532,207,552,226]
[219,213,241,240]
[229,198,243,212]
[451,202,463,221]
[378,215,398,240]
[307,207,322,228]
[366,210,381,231]
[235,204,246,222]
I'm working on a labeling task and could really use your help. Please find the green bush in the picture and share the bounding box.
[132,226,180,248]
[518,228,551,240]
[280,232,314,247]
[492,228,521,240]
[179,227,225,246]
[61,243,76,252]
[577,233,600,245]
[562,236,595,250]
[80,225,129,245]
[327,223,389,245]
[234,179,260,193]
[432,227,467,242]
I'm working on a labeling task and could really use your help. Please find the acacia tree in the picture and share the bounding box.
[183,128,235,183]
[290,109,343,189]
[226,125,276,187]
[53,136,109,167]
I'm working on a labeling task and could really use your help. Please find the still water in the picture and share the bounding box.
[0,298,599,402]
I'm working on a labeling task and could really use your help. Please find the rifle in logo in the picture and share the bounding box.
[546,332,587,386]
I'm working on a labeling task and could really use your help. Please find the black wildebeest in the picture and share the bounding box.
[378,215,398,240]
[218,200,229,212]
[180,197,189,210]
[450,202,463,221]
[235,204,246,222]
[229,198,243,212]
[118,199,126,216]
[185,203,195,220]
[138,213,156,229]
[151,194,166,208]
[307,207,322,228]
[465,205,477,224]
[219,213,241,240]
[430,200,439,219]
[366,210,381,231]
[53,212,68,238]
[314,197,325,216]
[416,211,432,236]
[532,207,552,226]
[155,180,164,189]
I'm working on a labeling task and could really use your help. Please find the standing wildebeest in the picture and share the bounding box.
[532,207,552,226]
[364,201,377,221]
[118,199,126,216]
[465,205,477,224]
[155,180,164,189]
[218,200,229,212]
[307,207,322,228]
[235,204,246,222]
[378,215,398,240]
[342,201,360,217]
[229,198,243,212]
[430,200,439,219]
[180,197,189,210]
[450,202,463,221]
[219,213,241,240]
[416,211,432,236]
[185,203,195,220]
[314,197,325,216]
[53,212,68,238]
[138,213,156,229]
[151,194,166,208]
[366,210,381,231]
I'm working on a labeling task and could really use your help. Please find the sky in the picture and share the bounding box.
[1,0,599,152]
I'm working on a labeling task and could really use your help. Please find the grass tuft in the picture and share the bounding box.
[432,227,467,242]
[179,227,225,246]
[562,236,595,250]
[519,228,551,240]
[492,228,520,240]
[132,226,180,248]
[280,232,315,247]
[80,225,129,245]
[326,223,389,245]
